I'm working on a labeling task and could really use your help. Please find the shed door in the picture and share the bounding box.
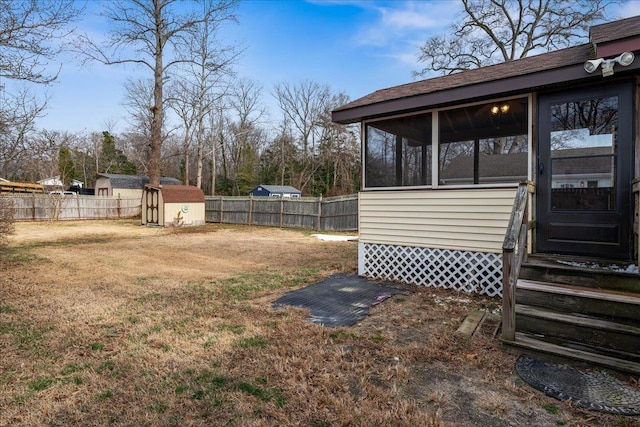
[536,82,633,259]
[145,188,160,225]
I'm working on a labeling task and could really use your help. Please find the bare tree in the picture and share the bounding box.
[415,0,611,76]
[0,89,48,179]
[0,0,81,84]
[169,5,239,189]
[317,92,361,195]
[168,81,197,184]
[274,80,332,158]
[273,81,359,195]
[77,0,238,185]
[121,77,155,174]
[0,0,81,182]
[225,78,266,194]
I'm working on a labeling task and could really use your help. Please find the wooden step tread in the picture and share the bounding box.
[524,254,638,274]
[516,304,640,335]
[517,279,640,305]
[505,332,640,375]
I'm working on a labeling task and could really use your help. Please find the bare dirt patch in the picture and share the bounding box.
[1,221,638,426]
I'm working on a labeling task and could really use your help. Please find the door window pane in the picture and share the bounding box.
[549,96,618,211]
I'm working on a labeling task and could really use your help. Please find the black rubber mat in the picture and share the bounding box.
[515,355,640,415]
[272,273,409,327]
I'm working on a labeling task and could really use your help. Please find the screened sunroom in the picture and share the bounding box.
[333,15,640,297]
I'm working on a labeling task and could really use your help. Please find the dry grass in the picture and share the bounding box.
[1,220,638,426]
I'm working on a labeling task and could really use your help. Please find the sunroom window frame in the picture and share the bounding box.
[362,94,533,191]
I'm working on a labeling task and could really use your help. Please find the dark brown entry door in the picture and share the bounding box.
[537,83,633,259]
[145,188,160,225]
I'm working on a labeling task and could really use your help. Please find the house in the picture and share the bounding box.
[37,176,84,190]
[249,185,302,198]
[141,185,205,227]
[95,173,181,198]
[333,16,640,373]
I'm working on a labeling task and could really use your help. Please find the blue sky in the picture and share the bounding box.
[32,0,640,134]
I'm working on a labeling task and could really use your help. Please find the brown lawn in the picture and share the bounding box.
[0,220,638,426]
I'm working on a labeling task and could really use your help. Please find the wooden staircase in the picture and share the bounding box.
[506,253,640,374]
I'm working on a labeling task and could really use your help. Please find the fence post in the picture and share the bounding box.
[248,195,253,225]
[117,195,121,219]
[32,193,36,220]
[317,196,322,231]
[279,198,284,228]
[77,194,81,219]
[220,197,224,223]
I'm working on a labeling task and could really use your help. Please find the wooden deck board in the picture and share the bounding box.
[457,310,485,336]
[517,279,640,305]
[506,332,640,375]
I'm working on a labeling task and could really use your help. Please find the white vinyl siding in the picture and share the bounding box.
[359,188,517,253]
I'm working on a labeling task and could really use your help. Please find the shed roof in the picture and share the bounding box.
[332,15,640,124]
[254,185,301,194]
[159,185,205,203]
[97,173,181,189]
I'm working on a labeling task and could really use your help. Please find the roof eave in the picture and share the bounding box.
[332,63,578,124]
[333,60,640,124]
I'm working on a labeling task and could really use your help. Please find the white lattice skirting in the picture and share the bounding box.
[360,243,503,297]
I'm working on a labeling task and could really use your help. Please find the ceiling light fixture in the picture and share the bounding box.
[490,103,510,115]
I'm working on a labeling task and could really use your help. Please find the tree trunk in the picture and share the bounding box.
[196,113,204,189]
[149,0,164,187]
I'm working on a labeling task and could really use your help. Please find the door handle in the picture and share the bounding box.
[538,162,544,175]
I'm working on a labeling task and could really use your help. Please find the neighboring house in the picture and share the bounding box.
[95,173,181,198]
[37,176,83,191]
[249,185,302,198]
[332,16,640,372]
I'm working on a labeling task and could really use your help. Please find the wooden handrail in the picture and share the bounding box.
[501,181,534,341]
[634,178,639,267]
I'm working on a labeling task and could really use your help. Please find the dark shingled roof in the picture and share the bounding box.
[160,185,205,203]
[332,15,640,124]
[334,44,591,113]
[97,173,181,189]
[590,15,640,45]
[259,185,301,194]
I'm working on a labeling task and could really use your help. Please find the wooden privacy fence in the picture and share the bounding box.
[205,194,358,231]
[2,194,141,221]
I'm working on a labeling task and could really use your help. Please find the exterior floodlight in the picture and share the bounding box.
[584,52,635,77]
[584,58,603,73]
[616,51,635,66]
